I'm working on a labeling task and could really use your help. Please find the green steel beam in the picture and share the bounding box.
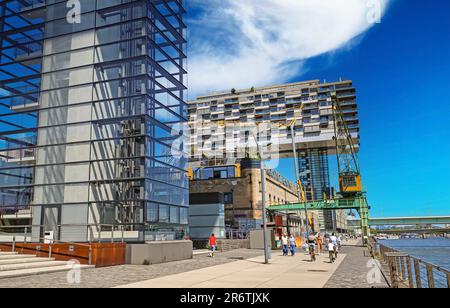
[268,197,371,245]
[267,197,370,212]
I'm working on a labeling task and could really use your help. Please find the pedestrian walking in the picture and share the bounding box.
[209,233,217,257]
[281,233,289,256]
[316,233,323,255]
[289,234,296,256]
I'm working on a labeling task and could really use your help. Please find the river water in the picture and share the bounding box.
[379,238,450,287]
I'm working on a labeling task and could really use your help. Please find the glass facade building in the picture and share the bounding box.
[0,0,188,242]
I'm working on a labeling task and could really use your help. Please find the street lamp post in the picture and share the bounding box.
[257,142,270,265]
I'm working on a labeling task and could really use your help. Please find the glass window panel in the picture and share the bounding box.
[159,204,169,223]
[146,203,158,223]
[170,206,179,224]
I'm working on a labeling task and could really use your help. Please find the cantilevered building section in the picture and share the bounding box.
[188,80,359,231]
[0,0,188,242]
[189,80,359,160]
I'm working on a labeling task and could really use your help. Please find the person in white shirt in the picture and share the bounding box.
[281,234,289,256]
[328,240,336,263]
[330,233,337,246]
[337,235,342,252]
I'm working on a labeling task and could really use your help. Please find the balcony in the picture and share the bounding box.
[337,92,356,99]
[344,116,359,122]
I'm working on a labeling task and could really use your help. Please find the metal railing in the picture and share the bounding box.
[0,223,188,243]
[0,223,149,266]
[226,229,250,240]
[0,223,136,244]
[2,234,93,266]
[371,238,450,288]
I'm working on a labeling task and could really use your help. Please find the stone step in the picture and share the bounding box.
[0,257,55,266]
[0,254,36,261]
[0,260,69,272]
[0,252,18,256]
[0,264,95,279]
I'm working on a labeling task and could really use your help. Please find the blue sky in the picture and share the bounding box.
[186,0,450,217]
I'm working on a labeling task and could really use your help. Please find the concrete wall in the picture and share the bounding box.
[249,229,273,250]
[126,240,193,265]
[217,239,250,251]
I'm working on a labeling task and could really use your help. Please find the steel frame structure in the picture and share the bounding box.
[0,0,189,242]
[267,197,370,212]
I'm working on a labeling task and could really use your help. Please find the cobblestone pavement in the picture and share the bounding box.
[0,249,264,288]
[324,244,389,288]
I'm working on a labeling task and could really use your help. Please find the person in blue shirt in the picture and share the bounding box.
[289,234,297,256]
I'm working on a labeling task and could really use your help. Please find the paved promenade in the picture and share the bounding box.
[0,239,388,288]
[0,249,264,288]
[117,251,346,288]
[325,243,389,288]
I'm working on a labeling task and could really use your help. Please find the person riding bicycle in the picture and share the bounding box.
[328,239,336,263]
[307,233,316,262]
[336,235,342,252]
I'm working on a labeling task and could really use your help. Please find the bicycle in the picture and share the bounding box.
[309,243,316,262]
[329,250,335,263]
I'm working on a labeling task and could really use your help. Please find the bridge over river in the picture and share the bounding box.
[348,216,450,227]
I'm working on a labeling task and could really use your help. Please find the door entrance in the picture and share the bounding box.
[40,205,61,242]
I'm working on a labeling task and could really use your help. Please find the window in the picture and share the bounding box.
[146,203,158,223]
[99,204,116,224]
[159,204,169,223]
[227,167,235,178]
[180,208,188,225]
[342,175,357,187]
[195,166,235,180]
[170,207,180,224]
[224,193,233,204]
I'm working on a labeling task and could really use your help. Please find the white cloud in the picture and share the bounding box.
[186,0,390,97]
